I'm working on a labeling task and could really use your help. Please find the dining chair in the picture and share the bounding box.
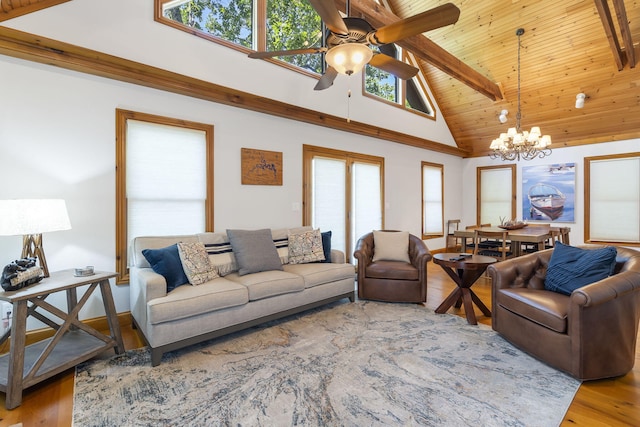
[473,229,513,261]
[464,223,492,252]
[445,219,461,252]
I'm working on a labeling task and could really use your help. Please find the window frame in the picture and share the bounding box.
[115,109,215,284]
[302,144,385,263]
[154,0,322,79]
[476,164,516,226]
[584,152,640,246]
[421,161,444,239]
[362,50,435,120]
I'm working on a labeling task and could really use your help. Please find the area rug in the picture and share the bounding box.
[73,301,580,426]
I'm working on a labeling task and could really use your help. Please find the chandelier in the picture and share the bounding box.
[490,28,552,161]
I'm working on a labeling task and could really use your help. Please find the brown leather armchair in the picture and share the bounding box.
[353,231,432,303]
[488,246,640,381]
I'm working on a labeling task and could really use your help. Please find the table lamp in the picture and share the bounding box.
[0,199,72,277]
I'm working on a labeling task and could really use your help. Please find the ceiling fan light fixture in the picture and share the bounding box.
[325,43,373,76]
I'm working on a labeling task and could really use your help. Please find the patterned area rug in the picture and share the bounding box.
[73,301,579,426]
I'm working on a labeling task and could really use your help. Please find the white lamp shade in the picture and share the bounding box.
[325,43,373,76]
[0,199,71,236]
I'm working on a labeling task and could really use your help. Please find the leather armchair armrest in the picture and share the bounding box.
[353,233,374,279]
[408,235,432,281]
[567,271,640,379]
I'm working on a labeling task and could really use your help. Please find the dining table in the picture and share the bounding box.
[453,225,554,257]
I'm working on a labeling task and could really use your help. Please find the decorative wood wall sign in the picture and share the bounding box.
[241,148,283,185]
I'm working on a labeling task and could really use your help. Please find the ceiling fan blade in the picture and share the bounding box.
[314,66,339,90]
[248,47,327,59]
[369,53,419,80]
[369,3,460,45]
[308,0,349,36]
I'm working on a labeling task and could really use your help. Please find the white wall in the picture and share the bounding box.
[3,0,456,146]
[461,139,640,246]
[0,1,463,329]
[1,0,633,331]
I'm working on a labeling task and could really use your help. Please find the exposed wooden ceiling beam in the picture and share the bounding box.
[0,26,467,157]
[594,0,626,70]
[612,0,636,68]
[0,0,71,22]
[334,0,504,101]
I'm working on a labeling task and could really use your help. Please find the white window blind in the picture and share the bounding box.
[311,157,347,253]
[589,157,640,242]
[351,162,382,249]
[422,163,443,235]
[126,120,207,240]
[480,168,513,225]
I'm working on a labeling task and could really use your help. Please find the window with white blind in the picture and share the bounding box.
[585,153,640,245]
[115,109,214,284]
[303,145,384,262]
[477,165,516,226]
[422,162,444,238]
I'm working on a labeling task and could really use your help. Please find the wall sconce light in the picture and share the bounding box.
[499,109,508,123]
[575,93,587,109]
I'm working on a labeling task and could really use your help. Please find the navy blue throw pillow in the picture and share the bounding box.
[544,242,617,296]
[320,231,332,263]
[142,244,189,292]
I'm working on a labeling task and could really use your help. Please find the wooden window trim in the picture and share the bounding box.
[154,0,320,80]
[476,164,516,226]
[584,152,640,246]
[115,109,215,284]
[302,144,385,261]
[361,51,435,121]
[421,161,444,239]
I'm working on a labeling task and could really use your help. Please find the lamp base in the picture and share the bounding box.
[21,233,50,278]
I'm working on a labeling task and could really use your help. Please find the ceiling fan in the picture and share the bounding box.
[248,1,460,90]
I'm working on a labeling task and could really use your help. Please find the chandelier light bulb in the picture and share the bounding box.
[499,109,508,123]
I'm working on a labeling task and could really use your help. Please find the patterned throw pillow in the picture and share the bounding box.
[288,229,326,264]
[177,241,220,285]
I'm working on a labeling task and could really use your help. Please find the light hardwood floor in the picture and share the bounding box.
[0,261,638,426]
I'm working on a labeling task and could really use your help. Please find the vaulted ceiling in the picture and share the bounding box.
[3,0,639,158]
[381,0,640,157]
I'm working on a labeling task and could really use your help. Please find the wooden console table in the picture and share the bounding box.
[0,270,124,409]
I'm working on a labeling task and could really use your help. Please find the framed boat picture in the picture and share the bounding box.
[522,163,575,222]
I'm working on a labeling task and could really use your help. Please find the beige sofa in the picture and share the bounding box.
[129,227,355,366]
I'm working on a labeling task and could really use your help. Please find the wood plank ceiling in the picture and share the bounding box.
[382,0,640,157]
[2,0,639,158]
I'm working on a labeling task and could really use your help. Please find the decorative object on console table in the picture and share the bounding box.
[0,199,72,277]
[241,148,283,185]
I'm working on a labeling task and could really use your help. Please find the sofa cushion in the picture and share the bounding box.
[497,288,570,333]
[544,242,617,295]
[319,231,332,263]
[147,277,248,325]
[198,232,238,277]
[365,260,418,281]
[372,230,410,263]
[288,228,326,264]
[177,241,219,285]
[225,270,304,301]
[142,244,189,292]
[227,229,284,276]
[283,262,355,288]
